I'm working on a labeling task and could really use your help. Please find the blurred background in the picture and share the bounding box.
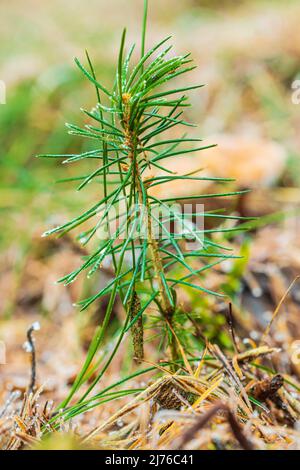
[1,0,300,400]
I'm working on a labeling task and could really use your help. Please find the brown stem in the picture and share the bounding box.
[122,100,178,361]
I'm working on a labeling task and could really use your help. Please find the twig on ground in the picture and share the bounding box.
[23,322,40,395]
[226,302,240,353]
[176,402,255,450]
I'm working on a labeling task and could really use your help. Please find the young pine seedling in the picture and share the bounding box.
[39,1,243,409]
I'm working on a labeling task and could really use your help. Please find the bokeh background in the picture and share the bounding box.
[1,0,300,253]
[1,0,300,410]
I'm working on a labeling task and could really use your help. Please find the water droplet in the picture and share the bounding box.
[23,341,33,353]
[32,321,40,331]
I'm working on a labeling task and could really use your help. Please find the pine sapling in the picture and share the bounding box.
[39,0,243,410]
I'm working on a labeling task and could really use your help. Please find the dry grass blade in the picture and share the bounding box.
[260,276,300,344]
